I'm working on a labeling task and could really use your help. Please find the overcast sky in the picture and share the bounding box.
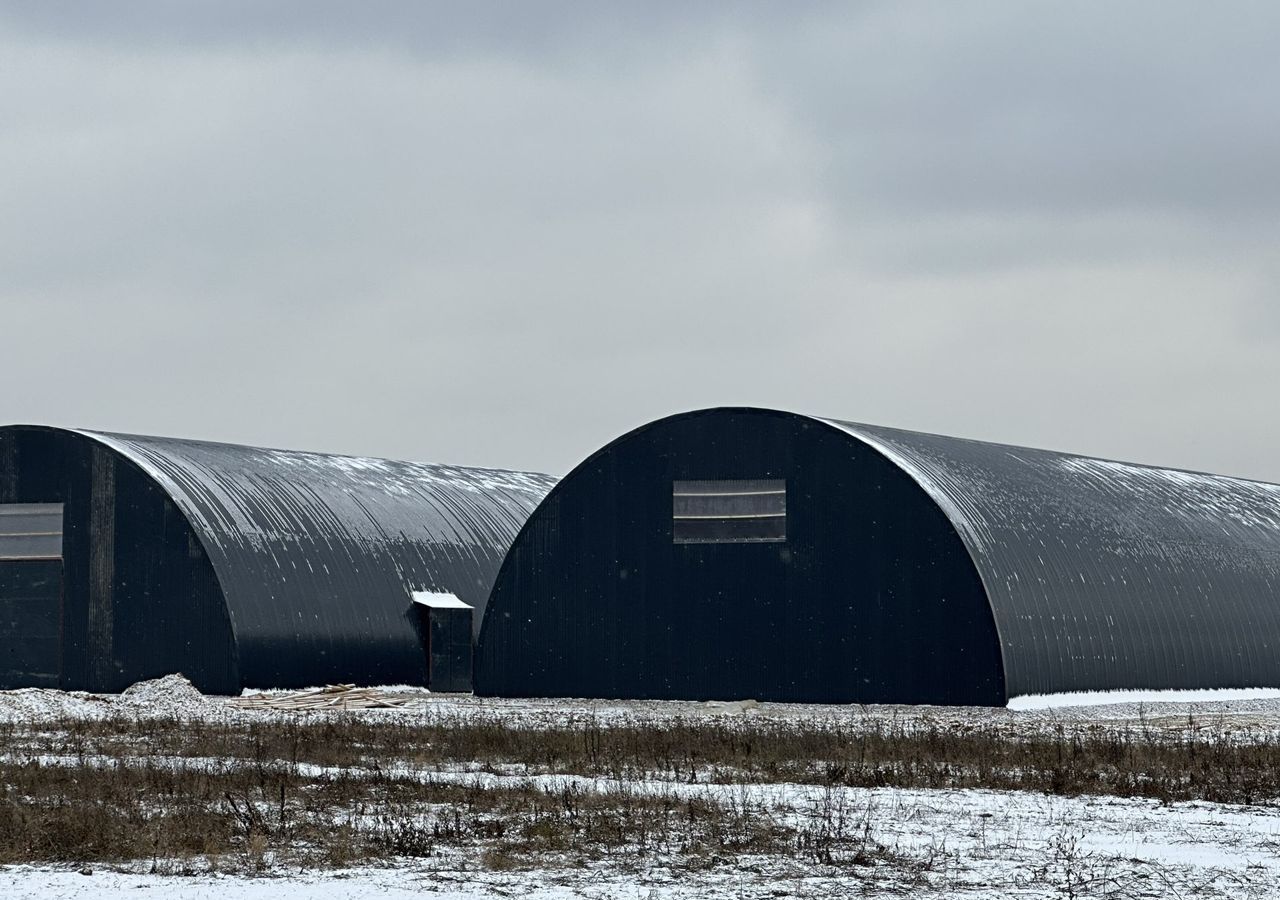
[2,2,1279,478]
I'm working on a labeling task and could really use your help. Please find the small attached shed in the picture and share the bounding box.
[412,592,475,693]
[0,425,556,694]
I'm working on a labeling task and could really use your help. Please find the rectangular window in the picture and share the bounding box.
[0,503,64,560]
[673,479,786,544]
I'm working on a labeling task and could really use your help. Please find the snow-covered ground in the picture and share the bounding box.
[3,785,1277,899]
[7,676,1280,737]
[1009,687,1280,711]
[2,678,1279,898]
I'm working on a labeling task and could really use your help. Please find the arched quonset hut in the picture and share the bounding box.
[0,425,555,694]
[477,407,1280,706]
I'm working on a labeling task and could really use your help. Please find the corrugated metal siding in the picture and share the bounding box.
[476,409,1004,705]
[0,560,62,688]
[824,419,1280,696]
[0,428,241,692]
[80,430,556,689]
[107,459,238,692]
[481,407,1280,704]
[87,447,115,688]
[0,432,15,503]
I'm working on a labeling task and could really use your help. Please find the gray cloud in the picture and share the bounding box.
[0,1,792,62]
[1,2,1278,482]
[762,2,1280,216]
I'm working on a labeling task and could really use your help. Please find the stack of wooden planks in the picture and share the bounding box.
[228,684,417,711]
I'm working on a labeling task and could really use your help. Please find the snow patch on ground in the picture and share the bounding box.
[10,675,1280,742]
[0,866,504,900]
[1009,687,1280,710]
[3,786,1279,898]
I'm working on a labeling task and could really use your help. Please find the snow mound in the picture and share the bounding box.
[0,687,111,723]
[118,674,218,719]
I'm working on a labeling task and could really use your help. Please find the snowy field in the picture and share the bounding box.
[4,789,1278,900]
[1,678,1279,899]
[6,675,1280,737]
[6,791,1279,899]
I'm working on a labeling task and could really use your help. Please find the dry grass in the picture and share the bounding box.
[4,710,1276,803]
[0,708,1276,876]
[0,752,911,879]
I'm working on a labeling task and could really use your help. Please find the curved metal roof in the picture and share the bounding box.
[79,429,556,688]
[820,417,1280,697]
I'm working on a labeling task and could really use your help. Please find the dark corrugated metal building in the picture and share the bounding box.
[476,407,1280,706]
[0,425,555,694]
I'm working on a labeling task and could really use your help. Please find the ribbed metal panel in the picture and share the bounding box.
[476,408,1005,705]
[479,407,1280,704]
[0,559,62,688]
[823,418,1280,697]
[77,430,556,689]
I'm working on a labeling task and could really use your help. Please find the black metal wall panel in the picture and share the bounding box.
[827,420,1280,697]
[2,428,95,690]
[477,409,1004,705]
[0,425,553,693]
[481,407,1280,705]
[87,447,115,688]
[80,431,555,690]
[428,608,473,693]
[0,560,62,688]
[106,458,238,692]
[0,432,15,504]
[0,428,238,693]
